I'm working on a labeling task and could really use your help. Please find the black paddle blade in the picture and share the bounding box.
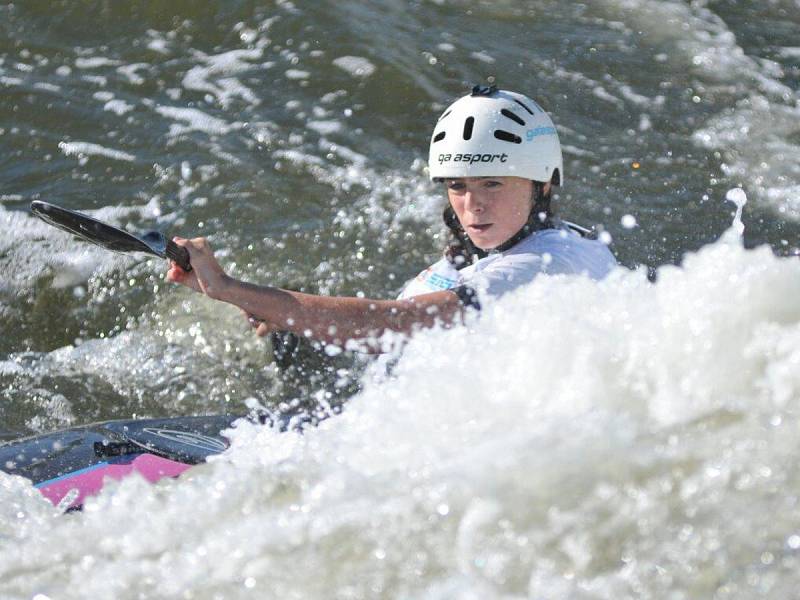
[30,201,191,271]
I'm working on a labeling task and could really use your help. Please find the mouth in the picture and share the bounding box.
[466,223,493,234]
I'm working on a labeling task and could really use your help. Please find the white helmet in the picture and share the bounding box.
[428,85,563,185]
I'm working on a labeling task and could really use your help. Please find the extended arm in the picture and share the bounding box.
[217,280,460,345]
[166,237,463,348]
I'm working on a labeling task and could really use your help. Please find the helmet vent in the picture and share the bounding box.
[438,109,452,122]
[513,99,535,115]
[462,117,475,140]
[501,109,525,126]
[433,131,446,143]
[493,130,522,144]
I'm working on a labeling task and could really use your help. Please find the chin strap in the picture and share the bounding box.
[491,184,553,253]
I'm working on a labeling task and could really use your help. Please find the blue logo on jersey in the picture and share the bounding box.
[427,272,457,290]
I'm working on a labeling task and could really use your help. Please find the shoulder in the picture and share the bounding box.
[516,224,618,278]
[476,224,617,281]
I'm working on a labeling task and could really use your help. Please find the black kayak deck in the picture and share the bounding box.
[0,414,240,486]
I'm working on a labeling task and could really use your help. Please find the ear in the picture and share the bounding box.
[543,181,552,196]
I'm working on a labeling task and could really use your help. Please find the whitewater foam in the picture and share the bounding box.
[58,141,136,163]
[4,217,800,597]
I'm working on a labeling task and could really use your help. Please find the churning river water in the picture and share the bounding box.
[2,0,800,598]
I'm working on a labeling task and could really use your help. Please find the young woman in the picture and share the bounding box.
[167,86,617,349]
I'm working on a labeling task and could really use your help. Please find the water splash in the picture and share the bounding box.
[6,238,800,598]
[722,187,748,244]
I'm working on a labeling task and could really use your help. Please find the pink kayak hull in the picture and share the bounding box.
[36,454,192,509]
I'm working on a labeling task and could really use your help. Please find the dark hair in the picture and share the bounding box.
[442,180,553,269]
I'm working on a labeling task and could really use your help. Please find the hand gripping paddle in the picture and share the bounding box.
[30,201,191,272]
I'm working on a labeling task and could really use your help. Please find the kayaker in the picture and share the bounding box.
[167,85,617,349]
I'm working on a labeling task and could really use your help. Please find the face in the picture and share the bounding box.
[445,176,540,250]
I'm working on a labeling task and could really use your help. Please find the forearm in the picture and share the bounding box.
[214,276,462,345]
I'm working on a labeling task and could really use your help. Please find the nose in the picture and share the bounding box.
[463,190,485,214]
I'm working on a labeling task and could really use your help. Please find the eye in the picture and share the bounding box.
[483,180,503,189]
[446,181,466,191]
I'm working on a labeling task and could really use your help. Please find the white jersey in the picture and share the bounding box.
[398,222,617,304]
